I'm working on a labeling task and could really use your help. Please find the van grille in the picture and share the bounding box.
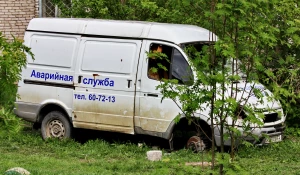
[264,113,279,123]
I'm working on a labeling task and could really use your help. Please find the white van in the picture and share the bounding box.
[14,18,286,151]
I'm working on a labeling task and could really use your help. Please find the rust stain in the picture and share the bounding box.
[92,73,99,80]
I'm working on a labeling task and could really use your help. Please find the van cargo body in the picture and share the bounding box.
[14,18,286,151]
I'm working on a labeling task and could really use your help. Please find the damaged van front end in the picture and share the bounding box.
[213,82,286,147]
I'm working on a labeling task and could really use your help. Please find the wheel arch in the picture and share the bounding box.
[169,114,213,151]
[37,101,72,126]
[166,113,212,139]
[174,116,211,136]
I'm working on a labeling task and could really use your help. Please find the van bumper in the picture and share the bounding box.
[214,123,286,147]
[14,102,40,123]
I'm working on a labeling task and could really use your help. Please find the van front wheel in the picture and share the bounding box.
[41,111,72,140]
[187,135,207,152]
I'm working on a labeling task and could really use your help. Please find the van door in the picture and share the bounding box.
[72,37,142,134]
[137,41,194,133]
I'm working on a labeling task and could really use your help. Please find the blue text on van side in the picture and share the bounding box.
[30,70,73,81]
[74,93,116,103]
[82,78,114,87]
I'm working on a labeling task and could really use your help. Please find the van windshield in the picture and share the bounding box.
[182,42,247,80]
[181,42,213,71]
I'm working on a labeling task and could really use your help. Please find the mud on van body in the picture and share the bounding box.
[14,18,286,151]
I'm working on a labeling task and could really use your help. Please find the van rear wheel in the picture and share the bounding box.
[41,111,72,140]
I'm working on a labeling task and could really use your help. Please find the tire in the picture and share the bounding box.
[172,129,211,152]
[186,135,210,153]
[41,111,72,140]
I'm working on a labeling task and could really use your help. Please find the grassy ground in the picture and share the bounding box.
[1,123,300,175]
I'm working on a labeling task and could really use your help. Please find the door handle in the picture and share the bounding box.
[78,75,83,83]
[147,93,158,97]
[127,79,132,88]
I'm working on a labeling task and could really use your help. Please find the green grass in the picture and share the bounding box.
[237,136,300,175]
[1,123,300,175]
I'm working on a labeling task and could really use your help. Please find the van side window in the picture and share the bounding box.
[147,44,172,80]
[147,44,194,85]
[171,48,194,85]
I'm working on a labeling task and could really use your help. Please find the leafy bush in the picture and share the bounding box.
[0,32,33,132]
[0,108,23,134]
[285,126,300,137]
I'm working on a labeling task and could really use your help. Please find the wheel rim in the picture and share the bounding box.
[46,119,65,138]
[187,136,206,152]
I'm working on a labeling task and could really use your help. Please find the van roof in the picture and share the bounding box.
[27,18,217,44]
